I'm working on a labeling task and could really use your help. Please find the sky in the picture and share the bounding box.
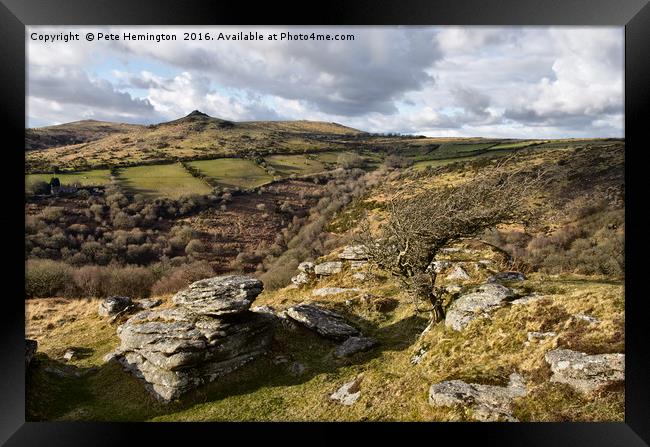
[26,26,624,138]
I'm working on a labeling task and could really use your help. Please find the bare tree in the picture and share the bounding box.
[360,157,546,323]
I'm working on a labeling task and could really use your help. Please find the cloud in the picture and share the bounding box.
[110,27,442,117]
[502,28,623,130]
[116,70,281,121]
[27,65,160,125]
[26,26,624,138]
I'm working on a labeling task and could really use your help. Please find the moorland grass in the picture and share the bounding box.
[188,158,273,189]
[116,163,213,198]
[26,169,112,188]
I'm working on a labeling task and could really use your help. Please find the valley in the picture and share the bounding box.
[24,111,625,422]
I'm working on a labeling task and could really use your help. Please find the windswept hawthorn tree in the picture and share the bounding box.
[360,157,546,323]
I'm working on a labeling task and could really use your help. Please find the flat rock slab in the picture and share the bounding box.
[98,296,133,317]
[314,262,343,276]
[286,303,360,340]
[172,275,263,316]
[137,298,163,310]
[445,283,514,331]
[312,287,360,297]
[428,373,527,422]
[338,245,368,260]
[330,376,363,405]
[545,349,624,393]
[334,336,378,358]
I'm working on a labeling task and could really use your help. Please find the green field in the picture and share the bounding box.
[26,170,112,188]
[429,142,497,158]
[489,141,541,150]
[265,154,327,176]
[188,158,273,189]
[117,163,213,198]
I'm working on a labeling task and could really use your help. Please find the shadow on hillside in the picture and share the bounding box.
[27,312,432,420]
[162,312,430,413]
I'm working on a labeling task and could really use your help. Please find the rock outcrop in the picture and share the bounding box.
[98,296,133,317]
[330,376,363,405]
[334,336,378,358]
[291,262,316,286]
[137,298,162,310]
[544,349,624,393]
[428,373,527,421]
[314,261,343,276]
[445,265,471,281]
[338,245,368,261]
[286,303,360,340]
[113,275,274,402]
[312,287,360,297]
[172,275,263,315]
[445,283,514,331]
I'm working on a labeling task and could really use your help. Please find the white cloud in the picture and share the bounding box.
[26,26,624,138]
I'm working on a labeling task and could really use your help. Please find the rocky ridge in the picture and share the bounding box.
[110,275,274,402]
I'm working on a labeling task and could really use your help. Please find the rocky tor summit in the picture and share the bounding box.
[109,275,274,402]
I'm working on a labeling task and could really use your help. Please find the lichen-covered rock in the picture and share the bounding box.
[312,287,360,297]
[116,308,274,401]
[63,349,76,361]
[352,272,367,282]
[573,314,600,324]
[330,376,363,405]
[527,331,557,342]
[137,298,163,310]
[98,296,133,317]
[314,261,343,276]
[445,265,470,281]
[428,260,452,274]
[113,275,274,402]
[338,245,368,260]
[349,260,368,270]
[172,275,263,316]
[25,339,37,366]
[334,336,378,358]
[291,272,311,286]
[544,349,624,393]
[297,262,315,273]
[445,283,514,331]
[286,303,360,340]
[488,271,526,283]
[428,373,527,422]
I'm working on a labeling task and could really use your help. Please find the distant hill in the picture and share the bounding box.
[25,111,371,173]
[25,120,144,151]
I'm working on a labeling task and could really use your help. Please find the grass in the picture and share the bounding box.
[116,163,213,199]
[187,158,273,189]
[25,267,624,421]
[26,169,112,188]
[265,154,327,176]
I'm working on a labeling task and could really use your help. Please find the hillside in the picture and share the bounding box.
[25,111,371,173]
[25,139,625,421]
[25,120,144,151]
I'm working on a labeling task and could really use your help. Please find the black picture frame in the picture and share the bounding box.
[1,0,648,444]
